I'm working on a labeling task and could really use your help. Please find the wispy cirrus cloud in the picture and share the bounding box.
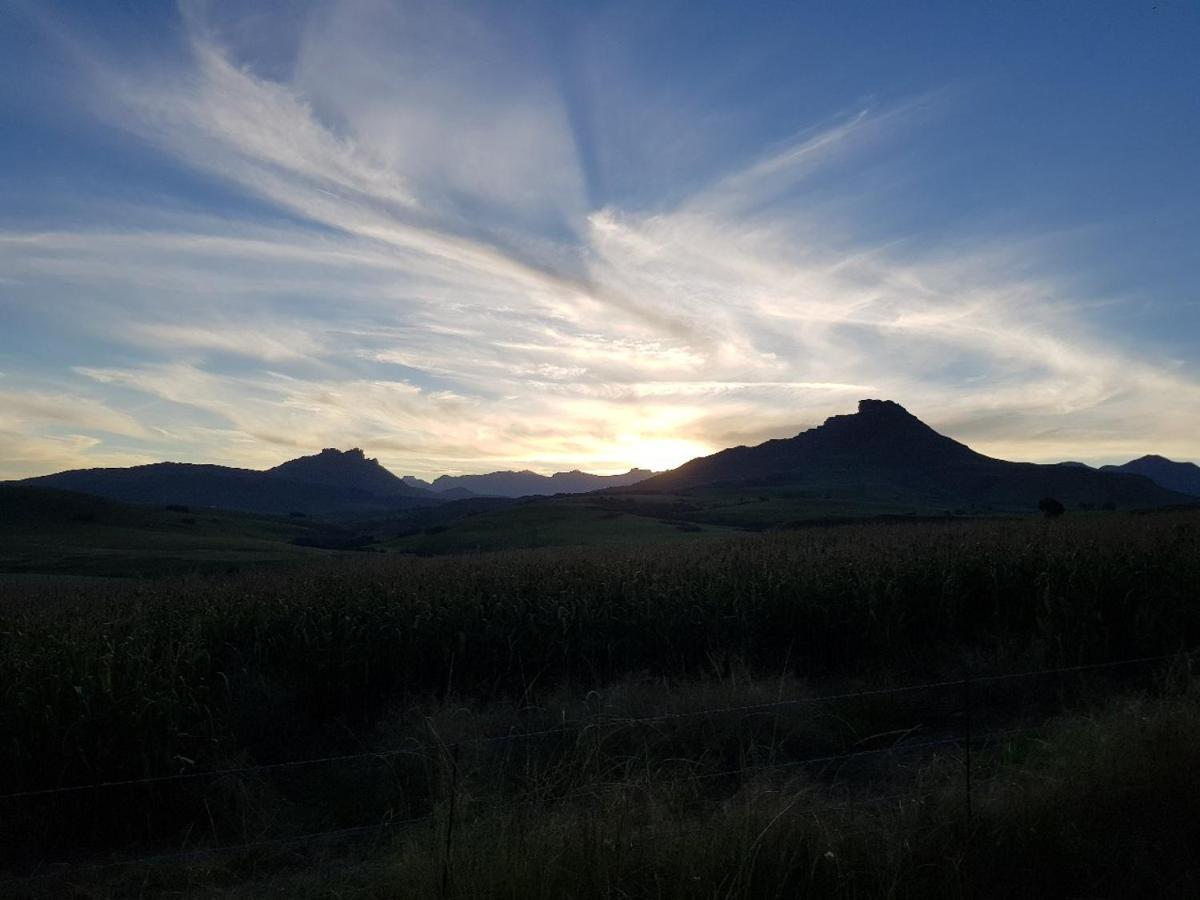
[1,1,1197,479]
[0,388,155,439]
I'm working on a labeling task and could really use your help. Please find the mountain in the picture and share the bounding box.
[15,451,440,519]
[410,468,656,498]
[629,399,1188,512]
[1101,455,1200,497]
[12,407,1192,528]
[268,448,426,497]
[11,449,655,518]
[402,476,479,499]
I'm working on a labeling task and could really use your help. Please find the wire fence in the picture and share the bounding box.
[0,649,1188,894]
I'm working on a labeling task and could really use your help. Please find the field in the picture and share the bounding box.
[2,508,1199,896]
[381,499,733,553]
[0,486,331,578]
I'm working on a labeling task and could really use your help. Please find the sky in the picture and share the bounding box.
[1,0,1198,479]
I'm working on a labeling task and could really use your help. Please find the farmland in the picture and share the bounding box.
[0,486,330,578]
[2,508,1199,896]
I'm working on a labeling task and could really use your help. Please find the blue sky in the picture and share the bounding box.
[1,0,1197,478]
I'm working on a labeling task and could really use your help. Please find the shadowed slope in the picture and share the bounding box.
[1102,455,1200,497]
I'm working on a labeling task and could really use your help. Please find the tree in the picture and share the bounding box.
[1038,496,1065,519]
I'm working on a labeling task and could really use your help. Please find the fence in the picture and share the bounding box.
[0,651,1188,895]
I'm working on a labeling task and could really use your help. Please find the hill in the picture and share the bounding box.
[0,484,330,577]
[1101,455,1200,497]
[14,452,441,519]
[403,477,480,499]
[405,468,656,497]
[626,399,1188,517]
[268,448,429,497]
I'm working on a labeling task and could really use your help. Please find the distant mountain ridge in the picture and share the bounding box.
[10,401,1194,520]
[629,399,1189,511]
[12,451,657,516]
[12,461,426,519]
[1101,455,1200,498]
[406,468,656,498]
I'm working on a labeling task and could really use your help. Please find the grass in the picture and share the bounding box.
[0,485,333,577]
[11,681,1200,898]
[1,509,1198,893]
[383,498,732,554]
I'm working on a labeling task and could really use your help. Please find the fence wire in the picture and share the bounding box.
[0,650,1177,803]
[0,650,1184,889]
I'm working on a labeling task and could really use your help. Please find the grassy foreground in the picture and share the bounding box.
[247,687,1200,899]
[2,510,1198,895]
[9,682,1200,898]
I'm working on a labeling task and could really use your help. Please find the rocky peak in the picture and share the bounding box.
[856,399,916,419]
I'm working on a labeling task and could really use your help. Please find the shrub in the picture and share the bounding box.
[1038,497,1065,518]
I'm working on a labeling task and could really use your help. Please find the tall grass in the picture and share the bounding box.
[13,682,1200,898]
[1,511,1198,861]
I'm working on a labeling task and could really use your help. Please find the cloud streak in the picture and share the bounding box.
[1,1,1197,479]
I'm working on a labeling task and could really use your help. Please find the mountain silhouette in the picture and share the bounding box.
[16,452,439,519]
[637,400,984,490]
[11,403,1192,520]
[268,448,426,497]
[1101,455,1200,497]
[402,476,481,498]
[11,451,655,517]
[632,399,1187,511]
[422,468,657,498]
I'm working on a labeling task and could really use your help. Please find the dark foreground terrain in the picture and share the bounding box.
[2,509,1199,897]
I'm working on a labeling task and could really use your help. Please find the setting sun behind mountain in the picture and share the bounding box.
[621,437,710,474]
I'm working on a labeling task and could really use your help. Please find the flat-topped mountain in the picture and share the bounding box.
[630,399,1188,512]
[635,400,988,492]
[268,448,425,497]
[408,468,656,498]
[1100,455,1200,498]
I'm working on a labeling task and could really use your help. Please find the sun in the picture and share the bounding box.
[622,437,709,472]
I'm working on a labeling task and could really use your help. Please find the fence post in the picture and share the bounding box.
[440,742,460,900]
[963,676,973,829]
[962,675,973,897]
